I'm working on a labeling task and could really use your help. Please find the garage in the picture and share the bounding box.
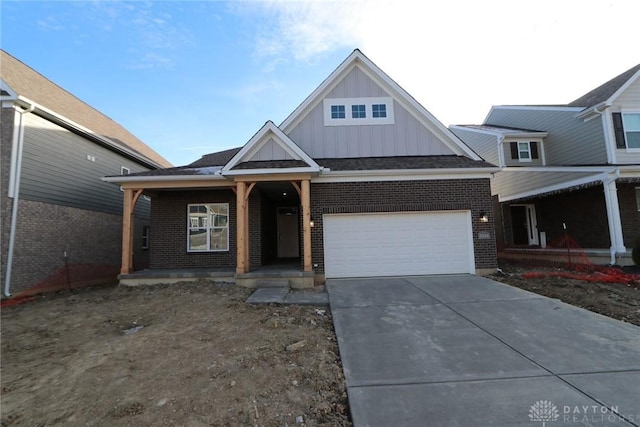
[323,211,475,278]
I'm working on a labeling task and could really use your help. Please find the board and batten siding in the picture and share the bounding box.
[486,108,606,166]
[492,170,602,201]
[19,113,151,217]
[287,66,456,159]
[450,127,499,165]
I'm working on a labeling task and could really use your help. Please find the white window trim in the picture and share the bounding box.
[621,111,640,152]
[187,203,230,252]
[323,97,394,126]
[142,225,150,250]
[517,141,532,162]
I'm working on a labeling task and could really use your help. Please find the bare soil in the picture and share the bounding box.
[1,281,351,427]
[490,264,640,326]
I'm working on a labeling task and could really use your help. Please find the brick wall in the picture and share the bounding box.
[149,189,263,269]
[2,199,146,295]
[619,183,640,248]
[1,107,15,292]
[309,179,497,273]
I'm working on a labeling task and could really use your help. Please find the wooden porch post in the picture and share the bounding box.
[121,188,143,274]
[236,181,247,274]
[301,179,312,272]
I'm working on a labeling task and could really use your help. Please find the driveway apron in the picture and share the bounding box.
[326,275,640,426]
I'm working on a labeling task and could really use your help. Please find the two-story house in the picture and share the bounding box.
[104,49,499,287]
[451,64,640,265]
[1,50,172,297]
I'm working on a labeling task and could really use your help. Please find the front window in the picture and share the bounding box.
[187,203,229,252]
[622,113,640,149]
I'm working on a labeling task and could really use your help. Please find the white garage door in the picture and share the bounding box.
[323,211,475,278]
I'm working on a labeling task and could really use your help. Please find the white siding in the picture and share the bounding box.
[611,78,640,164]
[250,137,294,161]
[288,67,456,159]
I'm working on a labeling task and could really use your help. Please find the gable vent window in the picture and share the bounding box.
[331,105,345,119]
[324,97,394,126]
[510,141,539,162]
[613,112,640,149]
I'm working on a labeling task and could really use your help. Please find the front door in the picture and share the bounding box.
[510,204,539,245]
[277,207,299,258]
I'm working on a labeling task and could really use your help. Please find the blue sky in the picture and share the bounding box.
[1,0,638,167]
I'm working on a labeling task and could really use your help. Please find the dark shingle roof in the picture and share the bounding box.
[188,147,241,167]
[317,156,495,171]
[568,63,640,108]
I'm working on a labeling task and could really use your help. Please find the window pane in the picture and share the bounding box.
[351,104,366,118]
[210,228,228,250]
[189,229,207,250]
[372,104,386,118]
[626,131,640,148]
[213,214,228,227]
[622,113,640,131]
[331,105,345,119]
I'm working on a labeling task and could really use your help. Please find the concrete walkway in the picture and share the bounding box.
[326,275,640,426]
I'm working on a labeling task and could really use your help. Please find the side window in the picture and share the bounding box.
[142,225,150,249]
[510,141,539,162]
[613,112,640,149]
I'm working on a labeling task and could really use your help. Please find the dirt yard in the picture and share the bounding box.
[1,282,350,427]
[490,264,640,326]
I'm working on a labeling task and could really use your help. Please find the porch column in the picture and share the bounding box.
[602,176,626,263]
[236,181,247,274]
[121,188,143,274]
[301,179,312,272]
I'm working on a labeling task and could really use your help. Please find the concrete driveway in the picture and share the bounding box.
[326,275,640,426]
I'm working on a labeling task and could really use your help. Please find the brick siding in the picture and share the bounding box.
[619,183,640,248]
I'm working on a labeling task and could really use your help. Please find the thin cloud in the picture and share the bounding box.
[37,16,65,31]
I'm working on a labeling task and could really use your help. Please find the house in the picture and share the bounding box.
[104,49,498,287]
[1,50,172,297]
[451,63,640,265]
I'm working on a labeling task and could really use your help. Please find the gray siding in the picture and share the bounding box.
[486,108,606,165]
[19,113,151,217]
[492,170,602,200]
[450,127,499,165]
[288,67,456,159]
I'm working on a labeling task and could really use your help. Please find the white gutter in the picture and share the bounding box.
[102,173,227,183]
[5,103,35,298]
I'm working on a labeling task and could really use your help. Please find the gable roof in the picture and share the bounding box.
[222,121,320,175]
[0,49,172,168]
[280,49,481,161]
[568,63,640,108]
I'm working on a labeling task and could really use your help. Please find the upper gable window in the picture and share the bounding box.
[331,105,345,119]
[324,97,394,126]
[613,112,640,149]
[352,104,366,119]
[372,104,387,118]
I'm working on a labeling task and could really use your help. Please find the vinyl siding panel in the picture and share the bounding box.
[492,170,602,200]
[502,140,544,167]
[612,79,640,164]
[450,128,499,165]
[250,138,293,161]
[19,113,151,217]
[486,108,606,165]
[288,67,456,159]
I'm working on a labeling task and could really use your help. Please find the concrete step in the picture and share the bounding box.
[255,279,290,288]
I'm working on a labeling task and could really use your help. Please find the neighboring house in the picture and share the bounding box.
[451,63,640,265]
[104,49,498,287]
[1,50,172,297]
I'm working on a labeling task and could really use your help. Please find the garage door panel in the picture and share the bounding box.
[323,211,474,278]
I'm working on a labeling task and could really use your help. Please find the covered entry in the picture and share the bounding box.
[323,211,475,278]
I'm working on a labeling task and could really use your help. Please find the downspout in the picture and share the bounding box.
[4,103,34,297]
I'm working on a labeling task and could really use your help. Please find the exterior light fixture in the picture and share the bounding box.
[479,212,489,223]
